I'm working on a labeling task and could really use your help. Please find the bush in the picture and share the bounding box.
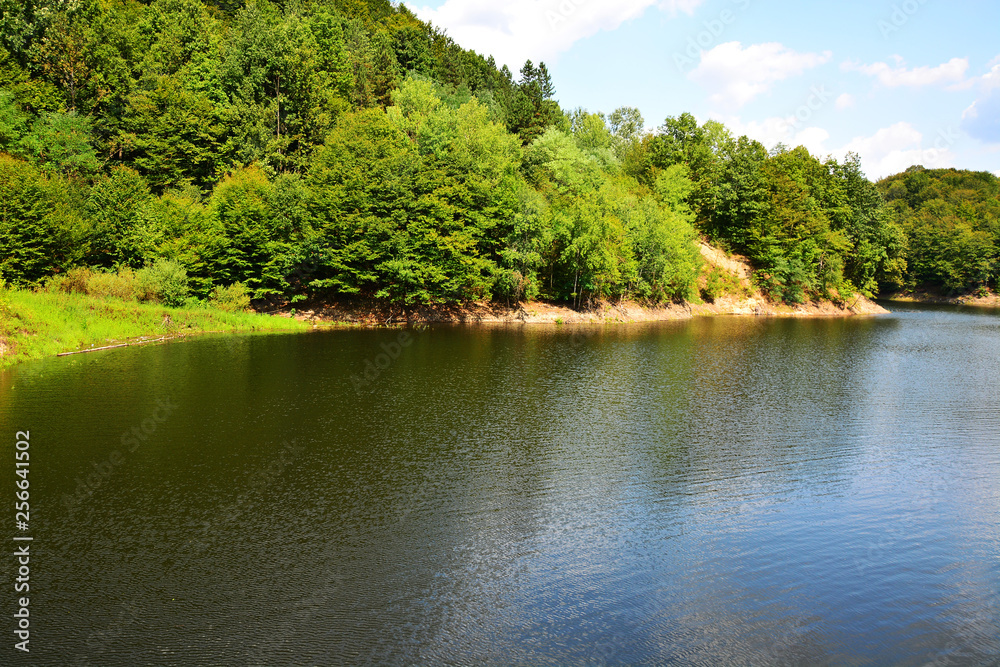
[702,267,725,303]
[86,268,137,301]
[47,266,138,301]
[208,282,252,312]
[136,259,190,306]
[47,266,92,294]
[701,266,748,303]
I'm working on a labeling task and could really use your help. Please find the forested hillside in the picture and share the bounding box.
[0,0,993,308]
[879,167,1000,294]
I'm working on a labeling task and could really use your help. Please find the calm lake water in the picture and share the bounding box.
[1,304,999,665]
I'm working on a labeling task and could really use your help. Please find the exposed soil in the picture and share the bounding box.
[883,289,1000,309]
[276,243,888,324]
[279,294,886,325]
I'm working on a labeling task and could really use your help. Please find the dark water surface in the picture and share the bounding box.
[1,305,998,665]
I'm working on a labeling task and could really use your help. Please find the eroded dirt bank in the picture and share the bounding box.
[278,241,888,325]
[281,294,886,326]
[883,290,1000,309]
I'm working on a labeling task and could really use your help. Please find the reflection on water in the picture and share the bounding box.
[1,307,998,665]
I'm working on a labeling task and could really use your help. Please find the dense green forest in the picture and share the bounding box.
[879,167,1000,294]
[0,0,996,308]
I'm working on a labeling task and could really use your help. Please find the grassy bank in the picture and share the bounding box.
[0,289,311,370]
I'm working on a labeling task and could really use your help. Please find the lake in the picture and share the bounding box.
[1,304,998,665]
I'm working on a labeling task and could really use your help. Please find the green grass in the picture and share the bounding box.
[0,288,311,370]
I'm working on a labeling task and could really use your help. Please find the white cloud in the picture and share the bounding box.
[842,56,969,88]
[962,60,1000,144]
[712,113,831,156]
[659,0,705,15]
[836,122,955,179]
[689,42,832,109]
[718,117,957,179]
[412,0,703,71]
[835,93,855,109]
[985,60,1000,90]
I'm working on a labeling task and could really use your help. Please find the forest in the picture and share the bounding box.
[0,0,997,309]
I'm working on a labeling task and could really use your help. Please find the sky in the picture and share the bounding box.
[408,0,1000,180]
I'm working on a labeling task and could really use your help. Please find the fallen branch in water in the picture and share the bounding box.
[129,336,169,346]
[57,343,128,357]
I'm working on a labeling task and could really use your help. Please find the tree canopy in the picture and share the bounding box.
[0,0,994,305]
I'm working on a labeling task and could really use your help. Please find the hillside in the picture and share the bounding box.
[878,167,1000,295]
[0,0,988,315]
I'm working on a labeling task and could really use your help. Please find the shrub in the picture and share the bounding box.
[86,167,155,269]
[702,268,726,303]
[47,266,139,301]
[701,266,746,303]
[136,259,190,307]
[47,266,93,294]
[208,282,252,313]
[86,268,137,301]
[0,154,61,286]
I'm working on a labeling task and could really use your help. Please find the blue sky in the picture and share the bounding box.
[410,0,1000,179]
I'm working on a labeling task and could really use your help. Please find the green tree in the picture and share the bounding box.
[118,75,223,189]
[32,11,89,111]
[145,184,223,296]
[0,154,65,284]
[20,110,99,175]
[210,166,294,299]
[86,166,157,268]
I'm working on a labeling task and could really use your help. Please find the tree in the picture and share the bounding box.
[879,167,1000,292]
[86,166,156,268]
[607,106,644,158]
[0,154,65,284]
[0,88,28,150]
[835,153,906,295]
[20,111,99,176]
[708,136,769,249]
[33,12,89,111]
[209,166,294,299]
[145,184,223,297]
[118,75,223,189]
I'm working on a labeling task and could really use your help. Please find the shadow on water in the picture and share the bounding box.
[0,312,998,664]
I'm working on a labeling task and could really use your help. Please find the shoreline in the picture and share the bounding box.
[20,285,1000,371]
[881,290,1000,309]
[278,293,889,326]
